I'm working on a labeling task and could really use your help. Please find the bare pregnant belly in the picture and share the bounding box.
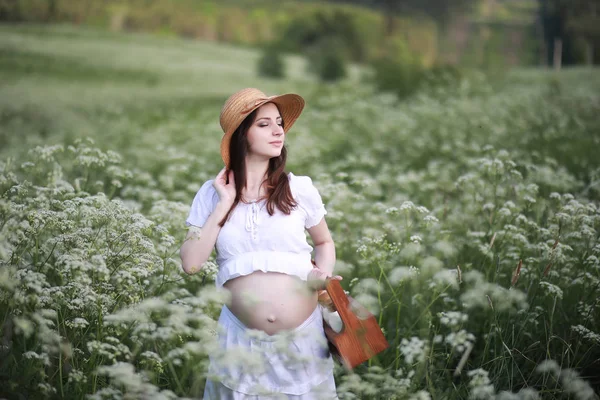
[223,271,318,335]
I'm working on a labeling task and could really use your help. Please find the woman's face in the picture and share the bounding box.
[246,102,285,162]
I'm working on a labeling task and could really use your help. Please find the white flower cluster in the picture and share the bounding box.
[445,329,476,353]
[92,362,178,400]
[495,388,539,400]
[389,266,419,285]
[87,338,132,362]
[559,368,596,400]
[438,311,468,327]
[461,271,528,312]
[23,351,51,366]
[467,368,495,399]
[423,214,439,223]
[576,301,597,325]
[539,281,564,299]
[67,369,88,384]
[535,359,560,375]
[409,391,432,400]
[410,235,422,244]
[429,269,460,290]
[399,336,428,364]
[65,317,90,329]
[571,325,600,345]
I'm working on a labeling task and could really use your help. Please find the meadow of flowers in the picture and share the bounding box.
[1,24,599,399]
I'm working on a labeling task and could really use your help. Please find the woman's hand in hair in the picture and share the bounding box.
[213,168,236,208]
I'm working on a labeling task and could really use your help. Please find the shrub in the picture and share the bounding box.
[369,36,425,99]
[256,44,285,79]
[370,37,467,100]
[306,37,348,82]
[280,9,366,63]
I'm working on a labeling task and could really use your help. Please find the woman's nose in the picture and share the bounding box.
[273,126,284,136]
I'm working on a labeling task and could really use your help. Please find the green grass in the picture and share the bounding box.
[0,23,365,160]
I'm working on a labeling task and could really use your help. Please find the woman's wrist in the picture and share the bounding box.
[213,201,232,218]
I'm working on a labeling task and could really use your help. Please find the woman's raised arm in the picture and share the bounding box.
[180,168,235,274]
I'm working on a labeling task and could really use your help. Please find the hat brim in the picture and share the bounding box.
[220,93,305,168]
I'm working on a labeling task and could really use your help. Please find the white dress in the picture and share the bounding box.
[186,172,338,399]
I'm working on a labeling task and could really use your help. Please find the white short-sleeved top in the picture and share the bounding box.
[185,172,327,287]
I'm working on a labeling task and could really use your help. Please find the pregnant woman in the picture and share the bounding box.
[180,88,341,399]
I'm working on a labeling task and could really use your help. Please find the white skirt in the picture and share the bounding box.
[203,304,338,399]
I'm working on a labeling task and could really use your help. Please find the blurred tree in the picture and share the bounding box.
[539,0,569,68]
[48,0,58,21]
[305,36,348,82]
[0,0,22,21]
[280,9,366,62]
[539,0,600,68]
[566,0,600,65]
[257,43,286,79]
[327,0,480,35]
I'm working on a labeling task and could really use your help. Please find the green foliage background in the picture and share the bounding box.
[1,23,599,399]
[0,0,540,69]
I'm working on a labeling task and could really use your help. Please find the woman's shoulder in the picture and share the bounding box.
[287,172,327,227]
[287,171,323,200]
[197,178,216,192]
[193,179,218,203]
[287,171,315,190]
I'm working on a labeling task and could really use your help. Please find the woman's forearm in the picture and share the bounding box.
[179,202,230,274]
[313,240,336,277]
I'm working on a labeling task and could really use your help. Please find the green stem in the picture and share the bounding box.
[369,264,385,368]
[57,309,64,398]
[58,343,64,398]
[394,295,402,370]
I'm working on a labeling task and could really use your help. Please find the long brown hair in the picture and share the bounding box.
[218,106,297,227]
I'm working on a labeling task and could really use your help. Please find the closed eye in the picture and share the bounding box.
[258,121,283,127]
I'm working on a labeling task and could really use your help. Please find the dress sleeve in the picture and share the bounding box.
[292,174,328,229]
[185,180,218,228]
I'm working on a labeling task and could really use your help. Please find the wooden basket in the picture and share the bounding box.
[321,279,389,370]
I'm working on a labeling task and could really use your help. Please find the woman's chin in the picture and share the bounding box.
[268,150,283,159]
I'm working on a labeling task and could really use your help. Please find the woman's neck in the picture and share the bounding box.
[243,158,269,200]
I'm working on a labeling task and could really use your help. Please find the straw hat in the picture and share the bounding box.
[219,88,305,168]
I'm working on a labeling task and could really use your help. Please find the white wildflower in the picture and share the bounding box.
[66,317,89,329]
[400,201,415,211]
[37,382,57,396]
[68,369,88,384]
[438,311,468,327]
[445,330,476,353]
[430,269,459,290]
[498,207,512,217]
[539,281,563,299]
[571,325,600,344]
[410,235,422,244]
[389,266,418,285]
[467,368,494,399]
[399,337,427,364]
[560,368,596,400]
[409,390,432,400]
[423,215,439,223]
[482,203,495,211]
[386,207,399,215]
[523,195,536,204]
[536,359,560,375]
